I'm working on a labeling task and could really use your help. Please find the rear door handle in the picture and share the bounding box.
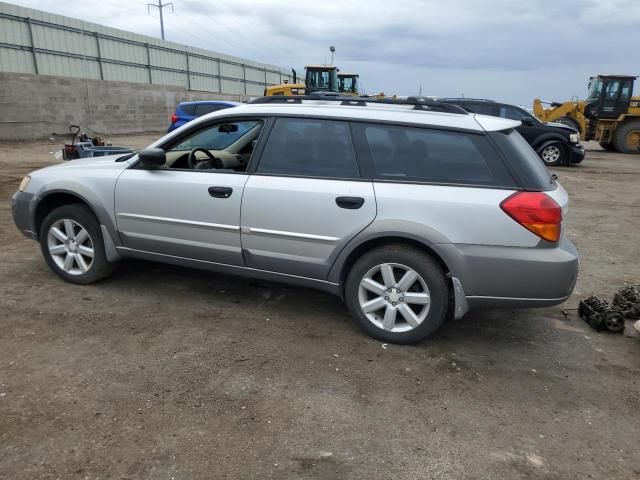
[208,186,233,198]
[335,196,365,209]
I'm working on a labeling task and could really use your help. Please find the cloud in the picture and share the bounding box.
[8,0,640,105]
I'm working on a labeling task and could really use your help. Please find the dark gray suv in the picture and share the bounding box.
[12,96,579,344]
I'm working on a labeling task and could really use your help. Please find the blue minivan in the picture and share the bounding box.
[167,100,240,132]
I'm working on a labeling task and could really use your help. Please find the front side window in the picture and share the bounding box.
[257,118,360,179]
[604,79,621,100]
[162,119,263,171]
[173,120,261,151]
[356,123,515,187]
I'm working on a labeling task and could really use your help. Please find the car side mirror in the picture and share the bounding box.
[521,116,535,126]
[138,148,166,168]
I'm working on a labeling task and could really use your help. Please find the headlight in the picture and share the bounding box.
[569,133,580,144]
[18,175,31,192]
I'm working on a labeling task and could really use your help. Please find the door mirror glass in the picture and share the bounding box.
[521,116,535,126]
[138,148,166,168]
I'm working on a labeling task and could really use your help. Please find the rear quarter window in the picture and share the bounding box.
[194,104,228,117]
[489,128,554,191]
[353,123,517,187]
[179,104,197,116]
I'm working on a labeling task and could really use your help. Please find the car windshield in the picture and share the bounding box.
[306,69,337,91]
[339,76,358,94]
[586,77,603,101]
[172,121,260,151]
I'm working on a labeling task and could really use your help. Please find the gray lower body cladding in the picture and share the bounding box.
[11,191,38,239]
[437,237,579,308]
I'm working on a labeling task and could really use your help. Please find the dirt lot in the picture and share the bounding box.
[1,135,639,480]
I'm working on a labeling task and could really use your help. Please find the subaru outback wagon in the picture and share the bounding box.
[12,96,579,344]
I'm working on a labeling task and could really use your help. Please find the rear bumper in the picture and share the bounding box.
[567,144,585,164]
[12,191,38,240]
[438,237,579,310]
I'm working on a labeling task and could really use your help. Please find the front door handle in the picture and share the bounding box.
[208,186,233,198]
[336,196,365,209]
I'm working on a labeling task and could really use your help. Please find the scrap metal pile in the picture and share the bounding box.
[578,286,640,332]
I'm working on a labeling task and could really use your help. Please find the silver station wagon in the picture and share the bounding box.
[12,95,579,343]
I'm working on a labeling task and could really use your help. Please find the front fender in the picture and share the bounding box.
[33,180,119,248]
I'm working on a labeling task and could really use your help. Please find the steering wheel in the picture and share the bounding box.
[187,148,223,169]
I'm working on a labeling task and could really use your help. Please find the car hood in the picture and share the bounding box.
[545,121,578,133]
[43,153,134,170]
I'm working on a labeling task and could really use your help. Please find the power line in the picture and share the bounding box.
[147,0,174,40]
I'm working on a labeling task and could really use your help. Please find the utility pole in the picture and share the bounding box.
[148,0,174,40]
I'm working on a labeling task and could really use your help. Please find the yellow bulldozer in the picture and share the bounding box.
[337,73,359,96]
[264,65,339,96]
[533,75,640,153]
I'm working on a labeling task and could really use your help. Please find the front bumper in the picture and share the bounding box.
[11,191,39,240]
[567,144,585,164]
[438,237,579,309]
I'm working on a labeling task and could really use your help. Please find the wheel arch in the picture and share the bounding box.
[531,133,568,151]
[34,189,115,241]
[329,231,452,289]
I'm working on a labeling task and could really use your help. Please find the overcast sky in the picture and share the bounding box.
[11,0,640,106]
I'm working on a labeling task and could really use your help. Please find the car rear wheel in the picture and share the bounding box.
[345,245,448,344]
[40,204,116,284]
[538,142,566,166]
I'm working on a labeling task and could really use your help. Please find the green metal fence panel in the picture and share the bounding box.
[0,1,292,94]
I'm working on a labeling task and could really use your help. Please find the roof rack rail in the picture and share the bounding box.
[247,94,468,114]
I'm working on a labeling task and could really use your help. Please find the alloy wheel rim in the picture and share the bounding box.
[541,145,561,163]
[358,263,431,333]
[47,219,94,275]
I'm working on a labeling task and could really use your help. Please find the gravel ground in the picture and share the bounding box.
[1,135,639,480]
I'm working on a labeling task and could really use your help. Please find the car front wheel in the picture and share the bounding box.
[345,245,448,344]
[538,142,566,166]
[39,204,116,284]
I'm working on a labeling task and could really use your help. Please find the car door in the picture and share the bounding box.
[114,118,265,266]
[241,117,376,279]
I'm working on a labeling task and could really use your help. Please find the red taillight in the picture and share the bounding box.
[500,192,562,242]
[170,114,178,124]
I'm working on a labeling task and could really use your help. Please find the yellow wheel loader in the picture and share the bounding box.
[337,73,359,96]
[264,66,339,96]
[533,75,640,153]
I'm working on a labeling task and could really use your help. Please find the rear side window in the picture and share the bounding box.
[489,129,554,191]
[465,103,496,116]
[499,105,528,121]
[179,104,196,116]
[194,104,228,117]
[354,123,516,187]
[256,118,360,179]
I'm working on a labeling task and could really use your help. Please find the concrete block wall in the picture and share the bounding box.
[0,72,248,140]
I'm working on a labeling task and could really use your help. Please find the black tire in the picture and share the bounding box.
[613,120,640,154]
[538,142,566,166]
[345,244,448,344]
[39,204,116,284]
[599,142,617,152]
[556,117,581,135]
